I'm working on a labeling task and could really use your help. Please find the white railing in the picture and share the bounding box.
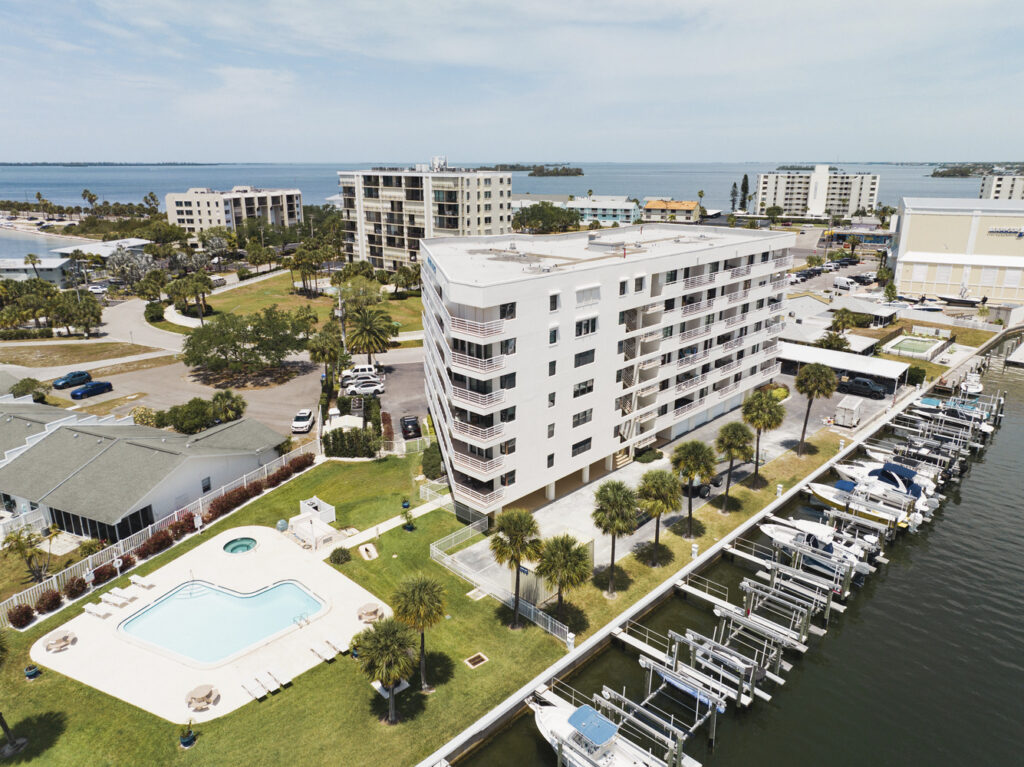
[423,288,505,338]
[453,483,504,506]
[677,350,710,368]
[682,272,716,289]
[678,325,713,343]
[451,350,505,373]
[452,420,504,441]
[672,396,706,419]
[452,386,505,408]
[730,264,752,278]
[725,314,745,326]
[0,508,49,540]
[0,440,320,628]
[419,479,455,511]
[681,298,714,316]
[727,288,750,304]
[452,451,504,474]
[676,373,707,392]
[772,253,794,268]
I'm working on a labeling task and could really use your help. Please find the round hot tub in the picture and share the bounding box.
[223,537,257,554]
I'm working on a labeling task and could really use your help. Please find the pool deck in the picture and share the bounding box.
[29,525,391,723]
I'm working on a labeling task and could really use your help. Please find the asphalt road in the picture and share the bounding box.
[378,361,428,424]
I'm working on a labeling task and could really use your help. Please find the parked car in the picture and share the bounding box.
[852,271,877,285]
[822,262,840,272]
[346,381,385,396]
[839,257,860,266]
[681,475,725,498]
[345,374,382,388]
[341,364,378,381]
[805,266,824,276]
[70,381,113,400]
[400,415,422,439]
[53,370,92,389]
[836,377,887,399]
[87,285,107,294]
[210,276,227,288]
[787,274,800,285]
[291,409,315,434]
[833,275,856,291]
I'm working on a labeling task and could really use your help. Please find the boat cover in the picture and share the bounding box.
[568,705,618,747]
[835,480,857,493]
[881,462,918,481]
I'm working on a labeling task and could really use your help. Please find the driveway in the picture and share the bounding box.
[100,299,184,352]
[378,362,428,423]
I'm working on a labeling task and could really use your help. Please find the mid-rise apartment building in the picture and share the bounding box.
[327,157,512,271]
[755,165,879,217]
[642,200,701,223]
[509,194,639,226]
[980,174,1024,200]
[165,186,303,235]
[421,224,793,519]
[893,197,1024,302]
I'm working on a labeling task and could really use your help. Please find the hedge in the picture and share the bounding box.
[421,442,443,479]
[91,563,117,585]
[64,576,88,599]
[135,529,173,559]
[322,426,381,458]
[34,589,62,614]
[0,328,52,340]
[635,448,663,464]
[144,301,165,323]
[7,604,33,629]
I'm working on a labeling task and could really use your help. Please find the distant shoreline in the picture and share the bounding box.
[0,224,90,244]
[0,162,221,167]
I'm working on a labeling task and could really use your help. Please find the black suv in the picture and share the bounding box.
[837,377,887,399]
[400,415,422,439]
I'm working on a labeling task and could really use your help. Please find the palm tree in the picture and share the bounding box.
[23,254,40,280]
[489,508,542,629]
[742,390,785,485]
[697,189,705,221]
[591,480,638,596]
[671,441,716,538]
[347,304,396,365]
[795,363,837,456]
[830,307,856,335]
[847,235,861,260]
[535,534,590,622]
[715,422,754,513]
[210,389,246,422]
[636,470,680,554]
[353,618,416,724]
[816,332,850,351]
[392,576,446,691]
[307,330,338,377]
[189,271,214,326]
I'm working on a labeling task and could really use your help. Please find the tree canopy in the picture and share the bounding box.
[512,202,580,233]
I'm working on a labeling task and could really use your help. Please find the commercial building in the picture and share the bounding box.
[51,237,152,262]
[164,187,303,235]
[642,200,701,223]
[0,397,282,542]
[421,224,793,518]
[755,165,879,218]
[979,174,1024,200]
[0,256,73,288]
[893,197,1024,302]
[327,157,512,271]
[509,194,639,226]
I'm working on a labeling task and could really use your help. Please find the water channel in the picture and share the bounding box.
[459,352,1024,766]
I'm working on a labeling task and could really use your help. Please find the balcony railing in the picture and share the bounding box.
[725,314,745,327]
[676,373,707,393]
[772,253,794,268]
[681,298,715,316]
[452,420,504,441]
[727,288,750,305]
[682,272,716,290]
[451,351,505,373]
[452,386,505,408]
[721,336,745,352]
[453,483,504,506]
[715,380,742,398]
[638,382,660,397]
[451,451,504,474]
[672,396,706,419]
[715,358,743,375]
[678,325,713,344]
[730,264,751,278]
[634,433,658,448]
[677,349,710,368]
[422,288,505,338]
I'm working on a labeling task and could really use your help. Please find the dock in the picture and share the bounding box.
[1005,340,1024,368]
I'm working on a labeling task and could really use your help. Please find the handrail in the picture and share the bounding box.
[453,483,504,506]
[452,420,504,441]
[451,451,504,474]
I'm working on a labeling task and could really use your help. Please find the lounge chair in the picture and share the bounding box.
[45,631,75,652]
[110,586,135,601]
[83,603,111,618]
[267,667,293,687]
[255,672,279,694]
[310,642,335,661]
[326,635,349,654]
[100,593,128,607]
[129,574,155,589]
[241,681,265,700]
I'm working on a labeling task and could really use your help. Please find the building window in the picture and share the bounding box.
[571,438,592,457]
[575,286,600,306]
[549,327,559,344]
[634,276,645,292]
[500,438,516,455]
[500,406,516,422]
[201,477,211,493]
[573,379,594,398]
[572,409,593,427]
[575,349,595,367]
[549,361,557,376]
[500,471,516,486]
[500,372,516,389]
[500,338,516,356]
[548,392,556,407]
[499,302,516,319]
[549,293,560,311]
[575,317,598,337]
[619,280,628,296]
[547,454,555,468]
[666,269,678,283]
[548,423,555,438]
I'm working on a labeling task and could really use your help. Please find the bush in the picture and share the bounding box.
[289,452,315,472]
[144,301,166,322]
[421,442,444,479]
[264,464,294,488]
[236,266,252,281]
[907,366,927,386]
[135,529,173,559]
[321,426,381,458]
[91,563,117,585]
[329,547,351,565]
[0,327,53,341]
[205,479,266,521]
[77,538,106,557]
[7,604,34,629]
[381,411,394,443]
[771,386,789,401]
[64,576,88,599]
[118,553,136,572]
[635,448,663,464]
[168,518,196,540]
[34,589,62,614]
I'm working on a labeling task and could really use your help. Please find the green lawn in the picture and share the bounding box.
[145,317,192,335]
[238,457,426,532]
[0,343,157,367]
[4,464,563,766]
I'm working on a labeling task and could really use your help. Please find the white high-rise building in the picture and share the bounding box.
[755,165,879,218]
[165,186,303,235]
[327,157,512,271]
[979,174,1024,200]
[421,224,793,519]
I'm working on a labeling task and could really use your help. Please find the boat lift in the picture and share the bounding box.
[727,537,853,605]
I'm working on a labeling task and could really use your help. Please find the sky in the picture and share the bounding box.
[1,0,1022,163]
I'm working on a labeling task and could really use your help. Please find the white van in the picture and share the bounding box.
[833,275,855,291]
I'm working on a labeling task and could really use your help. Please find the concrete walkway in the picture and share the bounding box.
[101,298,184,352]
[340,498,445,549]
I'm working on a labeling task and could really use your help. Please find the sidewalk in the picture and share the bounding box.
[340,499,445,550]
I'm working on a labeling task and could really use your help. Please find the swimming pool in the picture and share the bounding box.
[121,580,322,664]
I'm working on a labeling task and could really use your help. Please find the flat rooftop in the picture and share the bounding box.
[422,224,793,286]
[901,197,1024,214]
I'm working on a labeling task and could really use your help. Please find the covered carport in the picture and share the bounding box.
[777,341,910,396]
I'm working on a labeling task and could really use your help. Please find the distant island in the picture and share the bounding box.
[474,163,584,176]
[776,165,838,171]
[0,162,220,167]
[932,162,1024,177]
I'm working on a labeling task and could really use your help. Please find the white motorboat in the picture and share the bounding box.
[834,460,942,496]
[778,516,879,556]
[909,406,994,433]
[530,698,663,767]
[914,396,987,421]
[960,373,984,396]
[760,523,872,576]
[808,481,921,530]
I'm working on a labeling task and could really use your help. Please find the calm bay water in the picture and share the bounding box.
[0,227,82,260]
[460,353,1024,766]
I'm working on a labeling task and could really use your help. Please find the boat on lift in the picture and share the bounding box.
[914,396,988,421]
[777,516,880,557]
[760,523,873,576]
[808,481,923,530]
[529,699,664,767]
[960,372,984,396]
[834,460,943,496]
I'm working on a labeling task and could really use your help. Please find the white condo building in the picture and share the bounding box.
[979,174,1024,200]
[421,224,793,519]
[165,186,303,235]
[508,195,640,226]
[327,157,512,271]
[755,165,879,218]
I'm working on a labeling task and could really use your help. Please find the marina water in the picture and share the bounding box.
[459,356,1024,766]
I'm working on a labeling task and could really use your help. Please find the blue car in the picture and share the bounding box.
[70,381,113,400]
[53,370,92,390]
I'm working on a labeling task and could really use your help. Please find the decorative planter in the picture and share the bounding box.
[401,500,410,509]
[24,665,40,680]
[403,524,415,532]
[179,731,196,749]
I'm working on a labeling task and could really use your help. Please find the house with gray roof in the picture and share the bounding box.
[0,396,282,541]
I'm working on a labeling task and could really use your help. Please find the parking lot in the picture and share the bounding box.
[789,258,882,294]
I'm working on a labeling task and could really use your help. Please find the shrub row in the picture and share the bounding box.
[204,480,265,523]
[381,411,394,443]
[35,589,62,614]
[635,448,663,464]
[322,426,381,458]
[0,327,53,340]
[263,452,314,489]
[421,442,444,479]
[144,301,166,323]
[135,529,173,559]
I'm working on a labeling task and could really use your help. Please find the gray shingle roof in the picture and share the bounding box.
[0,401,76,456]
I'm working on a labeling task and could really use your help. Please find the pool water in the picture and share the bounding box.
[892,337,939,353]
[223,537,257,553]
[121,581,322,664]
